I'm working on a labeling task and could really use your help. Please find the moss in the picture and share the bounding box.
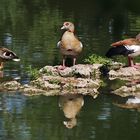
[26,66,40,80]
[42,69,54,76]
[84,54,112,66]
[49,79,61,85]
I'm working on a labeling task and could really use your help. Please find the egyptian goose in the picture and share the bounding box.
[106,34,140,67]
[0,47,20,69]
[57,22,83,68]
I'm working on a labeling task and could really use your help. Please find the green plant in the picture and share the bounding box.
[42,69,53,76]
[26,66,40,80]
[84,54,112,65]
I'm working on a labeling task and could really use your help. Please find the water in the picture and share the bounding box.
[0,93,140,140]
[1,0,140,139]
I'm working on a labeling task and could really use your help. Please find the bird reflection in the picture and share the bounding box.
[113,95,140,111]
[59,94,84,129]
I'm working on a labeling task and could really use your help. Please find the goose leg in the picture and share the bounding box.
[0,62,4,70]
[128,56,134,66]
[57,56,66,70]
[73,57,76,66]
[62,56,66,67]
[128,56,140,68]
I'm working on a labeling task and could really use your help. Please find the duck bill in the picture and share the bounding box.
[13,58,20,62]
[61,26,65,30]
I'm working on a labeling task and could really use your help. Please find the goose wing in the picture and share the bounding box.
[111,38,137,47]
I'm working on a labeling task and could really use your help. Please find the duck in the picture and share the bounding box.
[106,33,140,67]
[57,22,83,68]
[0,47,20,69]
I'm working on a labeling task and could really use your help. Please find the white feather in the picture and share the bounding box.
[57,41,61,48]
[125,45,140,52]
[80,42,83,48]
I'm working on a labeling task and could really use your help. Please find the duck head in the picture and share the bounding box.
[61,22,75,32]
[0,48,20,62]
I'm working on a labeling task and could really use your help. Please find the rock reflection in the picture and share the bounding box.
[59,94,84,129]
[0,71,3,78]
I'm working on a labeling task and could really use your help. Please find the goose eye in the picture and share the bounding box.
[65,23,69,26]
[4,52,12,56]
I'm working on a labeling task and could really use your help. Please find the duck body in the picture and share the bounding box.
[106,35,140,67]
[60,31,82,56]
[0,47,20,69]
[57,22,83,67]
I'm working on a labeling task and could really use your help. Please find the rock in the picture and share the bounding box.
[39,66,59,76]
[31,76,61,90]
[112,84,140,97]
[23,86,99,97]
[0,81,21,91]
[23,85,60,96]
[109,67,140,79]
[40,64,102,78]
[30,75,101,90]
[59,67,74,77]
[0,64,103,95]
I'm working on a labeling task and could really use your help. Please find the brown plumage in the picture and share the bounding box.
[59,95,84,129]
[0,47,20,69]
[106,34,140,67]
[57,22,83,68]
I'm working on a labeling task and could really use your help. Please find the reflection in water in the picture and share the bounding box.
[0,93,26,114]
[113,94,140,111]
[59,94,84,129]
[3,33,12,46]
[0,94,140,140]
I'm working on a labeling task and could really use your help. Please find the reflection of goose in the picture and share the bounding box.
[126,97,140,104]
[114,96,140,110]
[0,47,20,70]
[59,94,84,129]
[57,22,83,68]
[106,34,140,67]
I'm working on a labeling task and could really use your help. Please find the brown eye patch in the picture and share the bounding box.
[65,22,69,26]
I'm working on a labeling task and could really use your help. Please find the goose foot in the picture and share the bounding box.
[57,65,66,71]
[130,64,140,69]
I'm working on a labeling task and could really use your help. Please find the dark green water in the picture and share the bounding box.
[0,93,140,140]
[1,0,140,139]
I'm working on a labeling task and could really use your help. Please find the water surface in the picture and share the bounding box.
[0,93,140,140]
[1,0,140,140]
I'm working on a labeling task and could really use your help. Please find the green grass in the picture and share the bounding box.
[84,54,112,65]
[26,66,40,80]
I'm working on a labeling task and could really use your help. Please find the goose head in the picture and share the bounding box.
[0,47,20,62]
[61,22,75,32]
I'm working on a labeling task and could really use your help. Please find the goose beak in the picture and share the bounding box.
[13,58,20,62]
[61,25,65,30]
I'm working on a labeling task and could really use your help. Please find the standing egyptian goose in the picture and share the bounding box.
[0,47,20,69]
[57,22,83,68]
[106,34,140,67]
